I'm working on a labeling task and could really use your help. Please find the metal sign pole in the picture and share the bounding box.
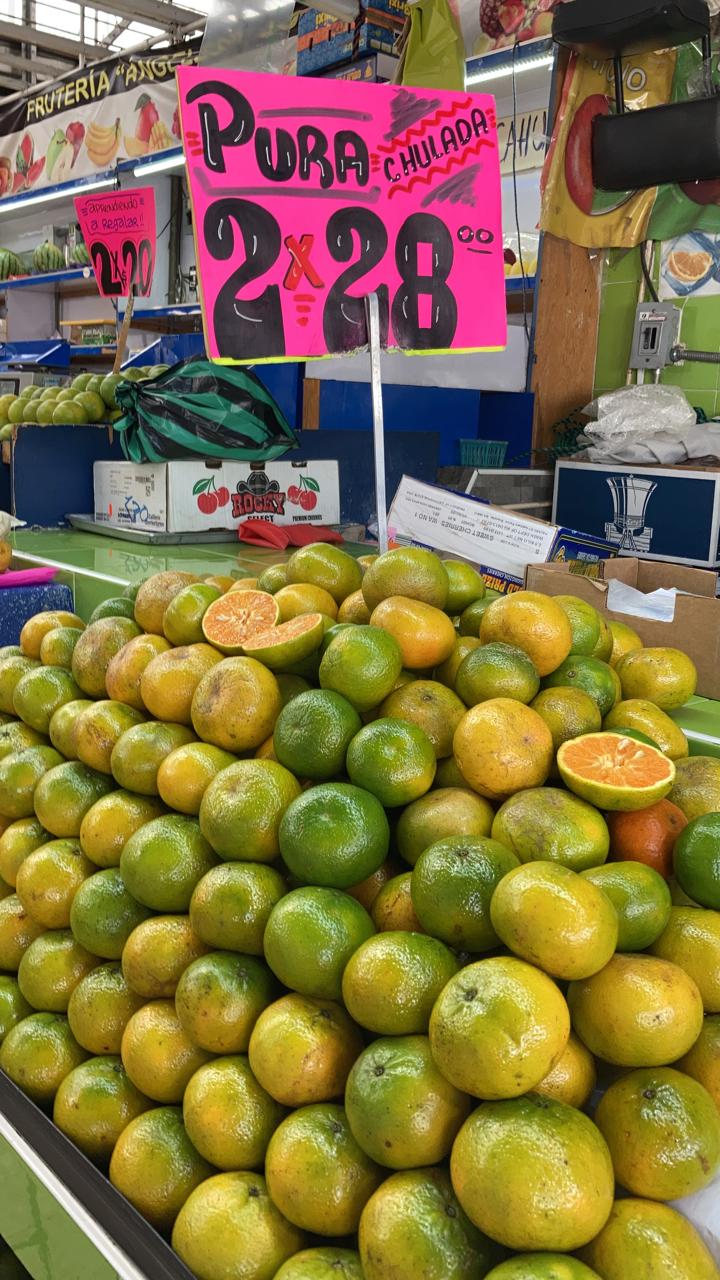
[365,292,388,554]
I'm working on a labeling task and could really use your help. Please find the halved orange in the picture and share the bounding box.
[201,590,279,655]
[243,614,324,671]
[557,732,675,812]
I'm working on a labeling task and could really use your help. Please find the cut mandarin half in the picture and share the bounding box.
[557,732,675,812]
[201,590,279,654]
[243,614,324,671]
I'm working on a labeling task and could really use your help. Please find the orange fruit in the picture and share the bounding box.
[554,594,606,656]
[20,611,84,659]
[342,931,457,1034]
[42,626,84,670]
[67,962,145,1055]
[604,699,688,760]
[582,861,672,951]
[606,798,687,878]
[677,1014,720,1109]
[396,787,494,867]
[18,930,97,1013]
[347,860,398,913]
[346,1034,470,1168]
[105,633,172,710]
[346,718,436,808]
[201,589,281,654]
[669,755,720,820]
[579,1198,719,1280]
[430,956,570,1099]
[243,614,325,672]
[616,647,697,710]
[595,1065,720,1200]
[379,680,466,759]
[120,813,216,912]
[183,1054,285,1169]
[362,548,449,611]
[0,745,63,820]
[0,894,45,971]
[541,656,621,718]
[453,699,554,801]
[0,1012,87,1104]
[121,915,207,999]
[337,590,370,625]
[531,687,603,760]
[358,1168,499,1280]
[265,1102,383,1235]
[156,742,236,815]
[650,906,720,1012]
[264,886,374,1000]
[110,721,196,795]
[73,700,146,773]
[190,862,286,955]
[163,583,221,646]
[0,720,46,762]
[175,952,276,1053]
[53,1056,151,1163]
[16,838,94,929]
[274,689,361,781]
[140,643,223,725]
[534,1031,597,1110]
[411,836,519,952]
[69,868,151,960]
[12,665,82,734]
[33,760,114,838]
[456,643,540,707]
[257,563,289,594]
[371,873,424,932]
[450,1094,614,1252]
[609,619,643,667]
[489,862,618,980]
[48,698,94,761]
[79,790,166,868]
[227,576,259,592]
[248,993,363,1106]
[275,582,338,622]
[171,1172,303,1278]
[443,560,486,615]
[0,974,32,1042]
[133,570,199,634]
[109,1105,212,1232]
[71,617,141,699]
[199,760,300,862]
[480,591,572,677]
[276,1249,363,1280]
[0,818,48,887]
[568,953,704,1065]
[279,784,389,889]
[287,543,362,604]
[191,656,282,753]
[319,625,403,713]
[121,1001,211,1104]
[370,597,456,670]
[492,786,609,872]
[558,732,675,812]
[435,636,482,689]
[0,655,40,716]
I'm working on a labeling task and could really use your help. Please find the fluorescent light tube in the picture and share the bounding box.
[0,175,116,216]
[133,153,185,177]
[467,52,553,86]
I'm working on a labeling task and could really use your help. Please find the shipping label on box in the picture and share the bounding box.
[554,461,720,569]
[94,462,168,531]
[388,475,615,592]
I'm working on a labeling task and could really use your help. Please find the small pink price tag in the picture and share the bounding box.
[74,186,156,298]
[177,68,506,363]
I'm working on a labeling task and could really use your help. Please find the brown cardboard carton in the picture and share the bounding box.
[526,559,720,700]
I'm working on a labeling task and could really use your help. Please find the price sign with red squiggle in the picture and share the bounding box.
[74,187,156,299]
[177,68,506,363]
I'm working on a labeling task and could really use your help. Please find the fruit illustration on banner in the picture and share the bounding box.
[0,158,10,197]
[135,94,159,143]
[86,119,121,168]
[13,133,44,194]
[46,130,75,184]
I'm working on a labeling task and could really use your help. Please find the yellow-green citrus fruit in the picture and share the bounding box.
[264,887,374,1000]
[411,836,519,952]
[568,954,704,1065]
[199,760,300,862]
[171,1172,303,1280]
[342,931,458,1034]
[492,787,609,871]
[279,784,389,889]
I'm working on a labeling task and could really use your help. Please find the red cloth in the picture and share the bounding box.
[237,520,343,548]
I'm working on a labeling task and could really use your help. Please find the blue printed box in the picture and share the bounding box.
[553,460,720,570]
[297,23,398,73]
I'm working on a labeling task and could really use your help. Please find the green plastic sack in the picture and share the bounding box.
[401,0,465,92]
[114,358,298,463]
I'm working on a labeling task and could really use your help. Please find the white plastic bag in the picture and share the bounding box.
[578,385,706,464]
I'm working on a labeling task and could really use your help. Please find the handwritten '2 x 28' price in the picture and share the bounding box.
[185,81,496,357]
[90,237,154,297]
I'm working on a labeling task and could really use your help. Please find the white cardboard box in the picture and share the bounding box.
[94,460,341,534]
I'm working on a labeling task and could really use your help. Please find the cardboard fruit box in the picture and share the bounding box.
[525,558,720,701]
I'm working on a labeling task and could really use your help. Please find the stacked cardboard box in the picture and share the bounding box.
[297,0,407,75]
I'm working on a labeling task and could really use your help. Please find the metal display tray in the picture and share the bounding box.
[66,515,240,545]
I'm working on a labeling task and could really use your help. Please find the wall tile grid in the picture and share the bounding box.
[593,245,720,420]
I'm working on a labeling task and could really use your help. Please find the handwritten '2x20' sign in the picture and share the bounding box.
[176,68,506,363]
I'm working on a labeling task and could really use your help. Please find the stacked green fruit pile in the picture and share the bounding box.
[0,548,718,1280]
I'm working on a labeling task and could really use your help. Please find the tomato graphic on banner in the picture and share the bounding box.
[177,68,506,363]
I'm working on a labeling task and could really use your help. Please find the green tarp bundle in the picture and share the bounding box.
[114,358,298,463]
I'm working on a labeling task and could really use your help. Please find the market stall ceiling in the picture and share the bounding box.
[0,0,208,95]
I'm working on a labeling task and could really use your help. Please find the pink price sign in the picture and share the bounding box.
[177,68,506,363]
[73,186,156,298]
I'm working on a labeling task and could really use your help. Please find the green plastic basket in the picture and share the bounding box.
[459,439,508,468]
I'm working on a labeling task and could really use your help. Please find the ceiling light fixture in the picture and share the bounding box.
[466,52,554,86]
[132,151,186,178]
[0,175,116,217]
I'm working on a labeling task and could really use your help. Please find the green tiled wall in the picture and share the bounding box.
[594,246,720,419]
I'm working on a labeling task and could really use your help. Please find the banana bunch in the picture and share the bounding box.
[86,118,121,167]
[123,135,148,159]
[149,121,174,152]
